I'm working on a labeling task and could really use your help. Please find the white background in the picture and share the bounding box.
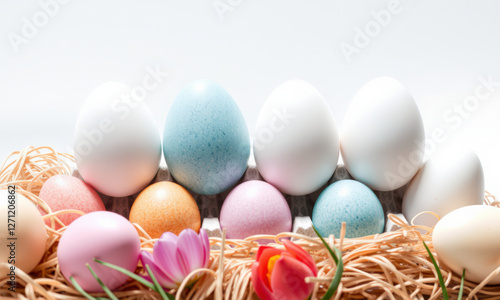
[1,0,499,195]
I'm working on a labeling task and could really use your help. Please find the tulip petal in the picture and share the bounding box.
[154,232,186,283]
[251,261,275,300]
[140,251,177,289]
[199,229,210,268]
[160,231,179,243]
[270,253,316,300]
[175,247,191,276]
[257,247,284,290]
[283,240,318,276]
[256,245,274,261]
[177,229,204,273]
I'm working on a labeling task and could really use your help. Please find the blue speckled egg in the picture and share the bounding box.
[312,179,384,238]
[163,79,251,195]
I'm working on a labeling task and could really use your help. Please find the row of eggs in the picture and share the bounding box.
[74,77,424,199]
[73,76,485,228]
[34,173,383,240]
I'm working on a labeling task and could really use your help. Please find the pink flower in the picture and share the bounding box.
[252,240,318,300]
[140,228,210,289]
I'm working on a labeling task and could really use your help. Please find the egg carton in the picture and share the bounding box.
[72,162,409,239]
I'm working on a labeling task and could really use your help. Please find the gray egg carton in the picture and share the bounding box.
[72,162,409,239]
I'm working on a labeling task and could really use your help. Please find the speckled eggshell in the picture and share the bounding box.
[129,181,201,238]
[39,175,105,229]
[220,180,292,240]
[57,211,141,292]
[163,79,251,195]
[312,180,384,238]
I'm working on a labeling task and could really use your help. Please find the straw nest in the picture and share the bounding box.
[1,146,500,300]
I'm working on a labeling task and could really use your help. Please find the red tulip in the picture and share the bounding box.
[251,240,318,300]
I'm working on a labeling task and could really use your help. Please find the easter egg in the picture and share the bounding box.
[163,79,250,195]
[341,77,425,191]
[129,181,201,238]
[74,82,162,197]
[0,189,47,273]
[39,175,105,228]
[253,80,339,196]
[57,211,141,292]
[402,148,484,229]
[433,205,500,284]
[312,180,384,238]
[220,180,292,240]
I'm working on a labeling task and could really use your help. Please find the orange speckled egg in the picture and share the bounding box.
[129,181,201,238]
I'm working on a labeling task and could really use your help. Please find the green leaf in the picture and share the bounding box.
[422,241,448,300]
[70,276,99,300]
[312,226,344,300]
[86,263,119,300]
[145,264,175,300]
[458,269,465,300]
[93,258,156,290]
[312,226,338,264]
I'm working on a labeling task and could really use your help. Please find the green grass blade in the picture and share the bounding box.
[70,276,99,300]
[145,264,174,300]
[458,269,465,300]
[312,226,338,264]
[423,241,448,300]
[327,247,343,300]
[93,258,156,290]
[86,264,119,300]
[312,226,344,300]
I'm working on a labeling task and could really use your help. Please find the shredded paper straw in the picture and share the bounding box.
[1,146,500,299]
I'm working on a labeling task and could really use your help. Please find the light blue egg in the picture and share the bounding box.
[163,79,250,195]
[312,179,384,238]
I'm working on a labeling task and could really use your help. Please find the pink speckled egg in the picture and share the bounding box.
[39,175,105,228]
[220,180,292,240]
[58,211,141,292]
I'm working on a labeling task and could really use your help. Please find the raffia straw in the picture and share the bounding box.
[2,146,500,299]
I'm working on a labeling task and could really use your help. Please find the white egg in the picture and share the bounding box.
[73,82,161,197]
[253,80,339,196]
[340,77,425,191]
[341,77,425,191]
[433,205,500,284]
[402,148,484,228]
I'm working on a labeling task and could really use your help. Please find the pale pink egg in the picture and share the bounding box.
[39,175,105,228]
[58,211,141,292]
[220,180,292,241]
